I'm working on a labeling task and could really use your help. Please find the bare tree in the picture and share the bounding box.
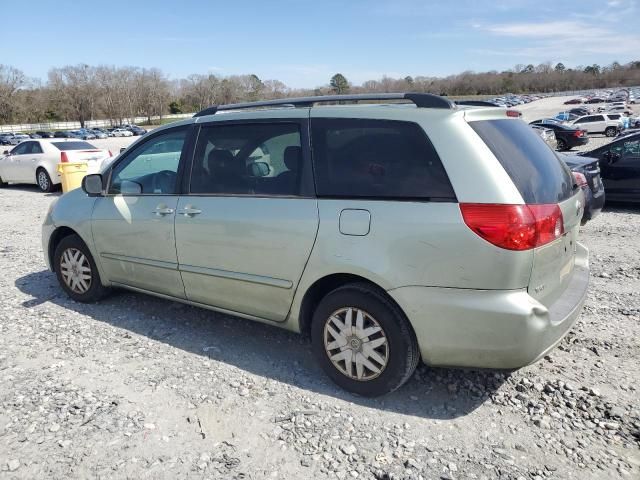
[0,65,27,123]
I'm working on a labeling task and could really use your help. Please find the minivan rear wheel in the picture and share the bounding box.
[311,283,419,396]
[54,234,109,303]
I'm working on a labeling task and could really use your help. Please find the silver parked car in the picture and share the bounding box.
[42,93,590,396]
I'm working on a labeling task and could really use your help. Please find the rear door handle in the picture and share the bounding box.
[153,206,175,216]
[181,206,202,217]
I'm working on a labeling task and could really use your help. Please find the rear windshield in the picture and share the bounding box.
[470,119,574,203]
[51,141,96,151]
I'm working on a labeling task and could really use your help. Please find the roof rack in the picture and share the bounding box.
[193,93,456,117]
[455,100,499,107]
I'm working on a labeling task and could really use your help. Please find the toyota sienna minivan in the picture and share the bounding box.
[41,93,589,396]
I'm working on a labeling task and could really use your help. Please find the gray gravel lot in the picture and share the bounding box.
[1,97,639,479]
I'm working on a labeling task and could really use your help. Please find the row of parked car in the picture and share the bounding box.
[0,125,147,145]
[529,100,638,154]
[485,94,546,107]
[564,87,639,106]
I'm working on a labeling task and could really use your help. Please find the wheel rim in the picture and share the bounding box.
[37,171,49,190]
[60,248,92,294]
[323,307,389,381]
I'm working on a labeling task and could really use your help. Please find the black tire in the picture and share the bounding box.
[311,282,420,397]
[53,234,109,303]
[556,138,567,151]
[605,127,617,137]
[36,168,54,193]
[0,175,6,187]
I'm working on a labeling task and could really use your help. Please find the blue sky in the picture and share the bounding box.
[4,0,639,88]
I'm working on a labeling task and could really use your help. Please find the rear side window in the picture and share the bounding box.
[470,119,573,203]
[51,141,96,150]
[311,119,455,200]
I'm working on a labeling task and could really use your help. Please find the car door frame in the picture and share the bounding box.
[174,115,318,322]
[1,142,30,182]
[91,123,199,297]
[15,140,44,183]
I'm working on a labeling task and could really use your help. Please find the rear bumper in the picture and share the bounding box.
[388,243,589,369]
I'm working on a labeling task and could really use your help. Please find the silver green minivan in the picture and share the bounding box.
[42,94,589,396]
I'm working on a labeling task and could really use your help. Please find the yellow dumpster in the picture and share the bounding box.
[57,162,88,193]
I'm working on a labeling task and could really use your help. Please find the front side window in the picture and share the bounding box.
[311,118,455,200]
[109,128,186,195]
[190,123,302,196]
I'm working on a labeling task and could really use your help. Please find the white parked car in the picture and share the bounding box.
[570,114,621,137]
[0,139,111,192]
[111,128,133,137]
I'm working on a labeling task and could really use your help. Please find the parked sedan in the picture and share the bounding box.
[35,131,55,138]
[54,131,75,138]
[560,153,605,224]
[531,125,557,150]
[128,126,147,136]
[111,128,133,137]
[0,133,19,145]
[564,98,583,105]
[71,130,97,140]
[0,139,112,192]
[577,132,640,202]
[530,122,589,151]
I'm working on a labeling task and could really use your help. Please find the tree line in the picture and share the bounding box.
[1,61,639,126]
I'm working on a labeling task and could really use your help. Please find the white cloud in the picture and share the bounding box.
[479,19,640,62]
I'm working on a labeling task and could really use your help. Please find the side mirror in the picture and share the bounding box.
[3,150,9,155]
[82,174,104,196]
[120,147,126,153]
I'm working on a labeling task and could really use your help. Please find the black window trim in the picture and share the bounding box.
[183,117,315,199]
[104,124,195,197]
[309,117,458,202]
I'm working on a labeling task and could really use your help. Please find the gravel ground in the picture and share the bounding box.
[1,98,639,480]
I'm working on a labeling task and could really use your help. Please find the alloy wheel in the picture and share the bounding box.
[59,248,92,294]
[37,171,49,191]
[323,307,389,381]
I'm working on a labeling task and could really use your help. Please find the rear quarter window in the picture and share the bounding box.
[311,118,456,200]
[469,119,574,203]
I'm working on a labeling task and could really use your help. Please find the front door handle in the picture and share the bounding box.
[153,206,175,216]
[181,206,202,217]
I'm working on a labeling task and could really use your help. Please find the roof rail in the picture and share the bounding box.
[455,100,499,107]
[193,93,456,117]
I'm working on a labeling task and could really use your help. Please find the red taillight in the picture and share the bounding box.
[506,110,521,117]
[460,203,564,251]
[573,172,588,187]
[573,130,584,137]
[60,151,69,163]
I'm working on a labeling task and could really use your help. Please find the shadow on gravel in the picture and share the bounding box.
[1,184,61,197]
[602,202,640,214]
[16,269,509,420]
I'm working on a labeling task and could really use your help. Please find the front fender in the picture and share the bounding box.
[45,189,109,286]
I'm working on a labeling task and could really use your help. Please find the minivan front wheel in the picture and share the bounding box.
[311,283,419,396]
[605,127,617,137]
[54,234,109,303]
